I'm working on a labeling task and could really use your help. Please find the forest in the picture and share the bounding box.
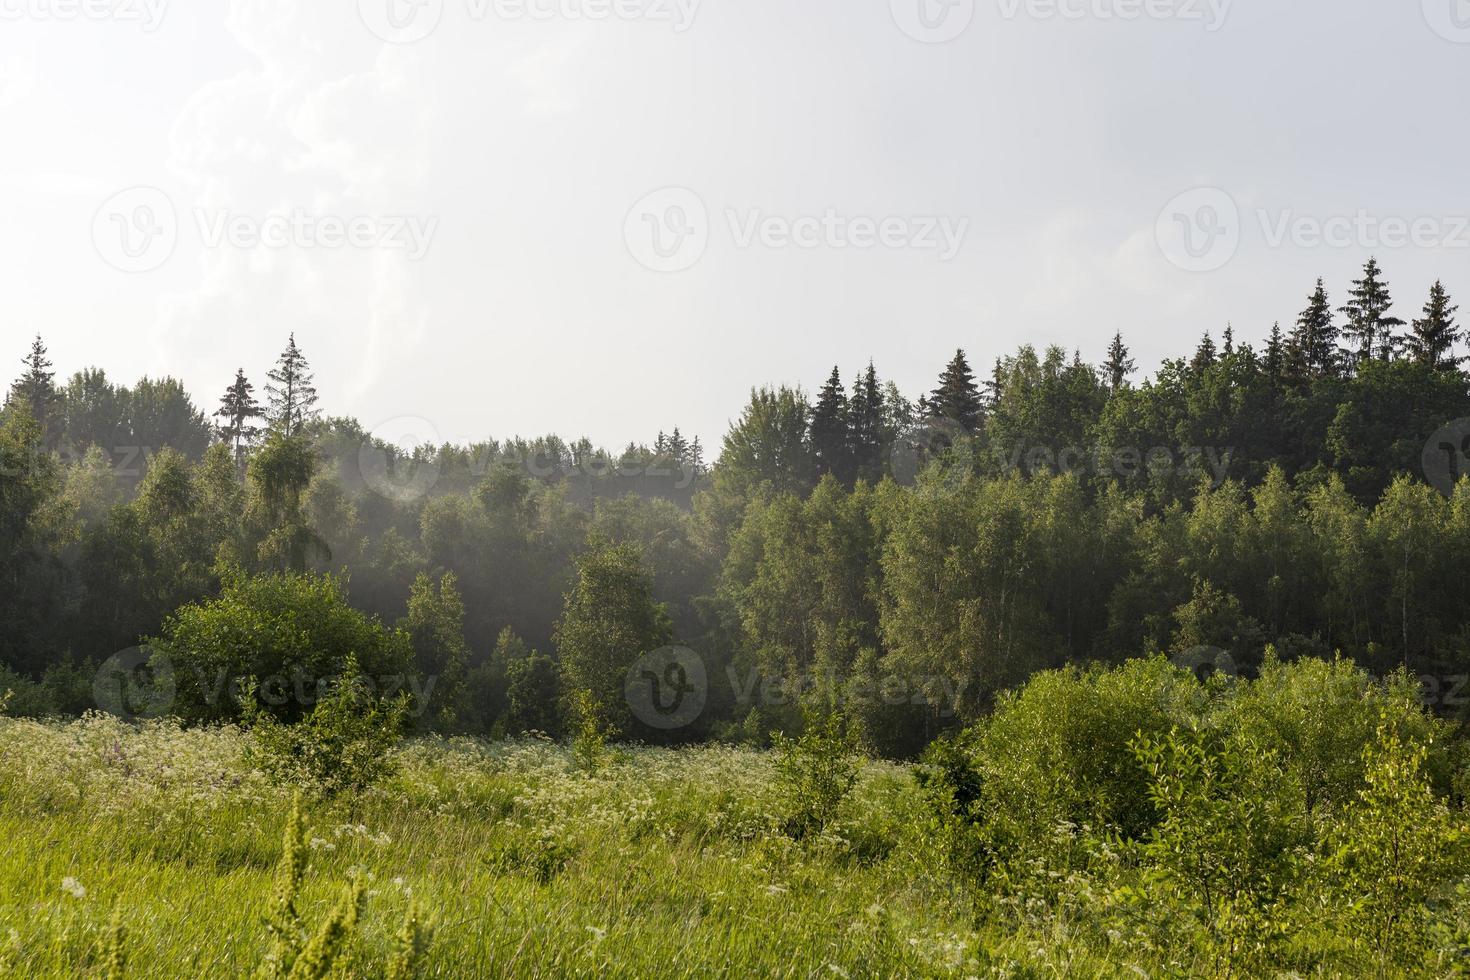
[7,257,1470,976]
[3,257,1469,751]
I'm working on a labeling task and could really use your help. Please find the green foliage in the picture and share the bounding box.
[771,712,860,840]
[255,793,429,979]
[1325,728,1470,970]
[503,650,561,737]
[1131,729,1306,969]
[401,571,470,732]
[243,654,411,796]
[152,570,413,724]
[554,539,671,737]
[568,688,611,771]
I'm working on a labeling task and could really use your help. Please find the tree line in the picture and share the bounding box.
[2,257,1469,753]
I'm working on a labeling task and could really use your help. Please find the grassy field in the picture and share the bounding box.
[0,714,1003,979]
[5,680,1466,979]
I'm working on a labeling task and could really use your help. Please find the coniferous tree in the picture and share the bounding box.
[1407,280,1462,371]
[928,350,982,432]
[1339,258,1405,367]
[848,362,886,483]
[214,368,264,472]
[8,334,58,442]
[1190,331,1217,374]
[1264,322,1287,383]
[1103,332,1136,392]
[1222,324,1235,357]
[264,334,320,437]
[809,366,852,482]
[1293,279,1340,379]
[666,428,690,466]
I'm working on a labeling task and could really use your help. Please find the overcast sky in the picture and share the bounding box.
[2,0,1468,450]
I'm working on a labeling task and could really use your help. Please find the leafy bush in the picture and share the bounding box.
[243,655,410,797]
[1324,728,1470,971]
[771,712,860,839]
[150,570,414,723]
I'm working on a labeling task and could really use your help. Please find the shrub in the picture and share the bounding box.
[1130,728,1307,969]
[243,655,411,797]
[150,570,414,723]
[771,711,860,839]
[958,656,1209,866]
[1324,727,1470,971]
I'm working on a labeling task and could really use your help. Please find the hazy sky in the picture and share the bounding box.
[2,0,1468,450]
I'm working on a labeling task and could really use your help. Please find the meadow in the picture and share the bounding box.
[0,714,980,978]
[4,655,1470,978]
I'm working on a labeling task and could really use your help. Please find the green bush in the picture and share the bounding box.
[771,711,860,840]
[150,570,414,723]
[243,654,410,797]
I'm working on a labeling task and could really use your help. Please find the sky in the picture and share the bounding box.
[2,0,1469,452]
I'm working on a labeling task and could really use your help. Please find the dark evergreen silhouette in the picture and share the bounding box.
[1340,258,1405,367]
[927,350,982,432]
[1407,280,1462,371]
[215,368,264,471]
[1103,332,1136,391]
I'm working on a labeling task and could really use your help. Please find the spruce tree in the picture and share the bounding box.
[928,349,982,432]
[1190,331,1217,374]
[214,368,264,471]
[666,427,690,466]
[8,334,58,439]
[847,362,886,483]
[1407,280,1462,371]
[1263,322,1286,382]
[1103,331,1136,391]
[1339,258,1405,367]
[809,366,852,482]
[1293,279,1339,378]
[264,334,320,437]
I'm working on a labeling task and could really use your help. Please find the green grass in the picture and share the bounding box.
[0,715,1012,978]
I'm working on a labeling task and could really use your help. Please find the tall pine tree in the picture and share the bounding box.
[809,366,852,482]
[1292,279,1339,379]
[264,334,320,437]
[1190,331,1217,374]
[1103,331,1136,391]
[847,361,886,483]
[1339,257,1405,367]
[214,368,264,472]
[928,349,982,432]
[1263,321,1286,383]
[8,335,58,441]
[1407,280,1462,370]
